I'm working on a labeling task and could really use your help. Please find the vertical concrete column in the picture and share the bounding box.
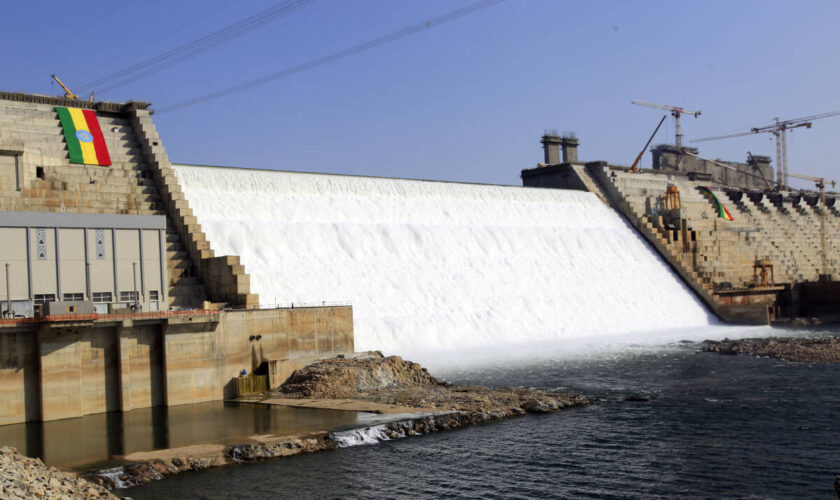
[541,135,563,165]
[38,325,83,421]
[561,137,579,163]
[117,324,133,412]
[117,323,165,410]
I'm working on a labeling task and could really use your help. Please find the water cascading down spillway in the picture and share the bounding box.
[175,166,714,362]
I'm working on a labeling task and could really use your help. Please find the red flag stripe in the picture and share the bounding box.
[82,109,111,166]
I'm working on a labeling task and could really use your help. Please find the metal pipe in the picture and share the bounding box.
[5,263,10,318]
[133,262,139,310]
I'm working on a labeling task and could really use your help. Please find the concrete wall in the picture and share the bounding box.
[118,324,165,411]
[0,305,354,425]
[521,163,588,190]
[0,212,166,313]
[651,145,774,190]
[0,331,40,425]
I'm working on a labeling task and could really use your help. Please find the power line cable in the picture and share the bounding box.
[81,0,313,93]
[73,0,238,78]
[156,0,504,114]
[21,2,134,58]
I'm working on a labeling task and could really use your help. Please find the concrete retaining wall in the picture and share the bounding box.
[0,306,353,425]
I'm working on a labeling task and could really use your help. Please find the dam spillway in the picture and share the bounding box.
[174,165,715,357]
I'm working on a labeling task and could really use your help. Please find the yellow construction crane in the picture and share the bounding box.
[628,115,667,173]
[51,74,95,102]
[51,74,77,99]
[787,171,837,280]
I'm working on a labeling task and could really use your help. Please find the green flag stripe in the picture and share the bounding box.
[55,107,84,164]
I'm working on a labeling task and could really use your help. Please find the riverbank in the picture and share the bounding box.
[701,336,840,363]
[88,352,590,490]
[0,446,117,499]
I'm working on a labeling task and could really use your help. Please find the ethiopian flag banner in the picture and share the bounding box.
[55,107,111,166]
[698,186,734,221]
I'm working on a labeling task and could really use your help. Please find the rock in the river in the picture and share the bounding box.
[280,351,441,398]
[278,352,591,420]
[701,336,840,363]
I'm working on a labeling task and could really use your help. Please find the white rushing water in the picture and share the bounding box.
[175,165,717,362]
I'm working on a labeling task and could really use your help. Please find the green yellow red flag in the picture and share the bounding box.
[698,186,734,221]
[55,107,111,166]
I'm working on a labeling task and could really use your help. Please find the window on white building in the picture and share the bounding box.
[33,294,56,305]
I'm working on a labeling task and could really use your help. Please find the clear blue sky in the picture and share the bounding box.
[4,0,839,189]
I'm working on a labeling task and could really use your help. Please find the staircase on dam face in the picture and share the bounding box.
[0,94,257,309]
[130,108,258,309]
[599,167,840,297]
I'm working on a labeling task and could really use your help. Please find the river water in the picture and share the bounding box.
[124,330,840,499]
[0,401,367,470]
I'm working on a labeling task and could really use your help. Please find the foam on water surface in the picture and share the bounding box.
[175,166,716,362]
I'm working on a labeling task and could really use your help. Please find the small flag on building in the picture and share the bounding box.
[698,186,734,221]
[55,107,111,166]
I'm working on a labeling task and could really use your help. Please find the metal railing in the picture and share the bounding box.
[257,301,352,310]
[0,309,220,327]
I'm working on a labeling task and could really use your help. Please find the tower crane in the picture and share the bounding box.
[692,110,840,187]
[787,171,837,280]
[632,100,701,150]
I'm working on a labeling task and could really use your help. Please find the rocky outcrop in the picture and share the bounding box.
[279,351,590,418]
[280,351,440,398]
[701,336,840,363]
[0,446,116,499]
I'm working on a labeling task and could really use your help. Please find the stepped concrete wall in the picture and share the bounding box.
[522,157,840,323]
[0,92,257,309]
[0,92,355,424]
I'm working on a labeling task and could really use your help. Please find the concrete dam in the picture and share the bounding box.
[174,165,715,360]
[4,90,832,426]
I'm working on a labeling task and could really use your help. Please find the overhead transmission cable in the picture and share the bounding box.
[80,0,313,93]
[156,0,505,114]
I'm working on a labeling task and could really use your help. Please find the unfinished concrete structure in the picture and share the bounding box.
[523,135,840,323]
[650,144,774,191]
[0,92,353,425]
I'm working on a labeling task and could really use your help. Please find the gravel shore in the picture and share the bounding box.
[0,446,116,499]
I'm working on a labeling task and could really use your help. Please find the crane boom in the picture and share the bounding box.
[631,99,701,116]
[690,108,840,186]
[51,74,77,99]
[632,99,701,150]
[693,130,757,142]
[787,171,837,186]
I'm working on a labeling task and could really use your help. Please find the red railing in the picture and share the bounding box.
[0,309,219,327]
